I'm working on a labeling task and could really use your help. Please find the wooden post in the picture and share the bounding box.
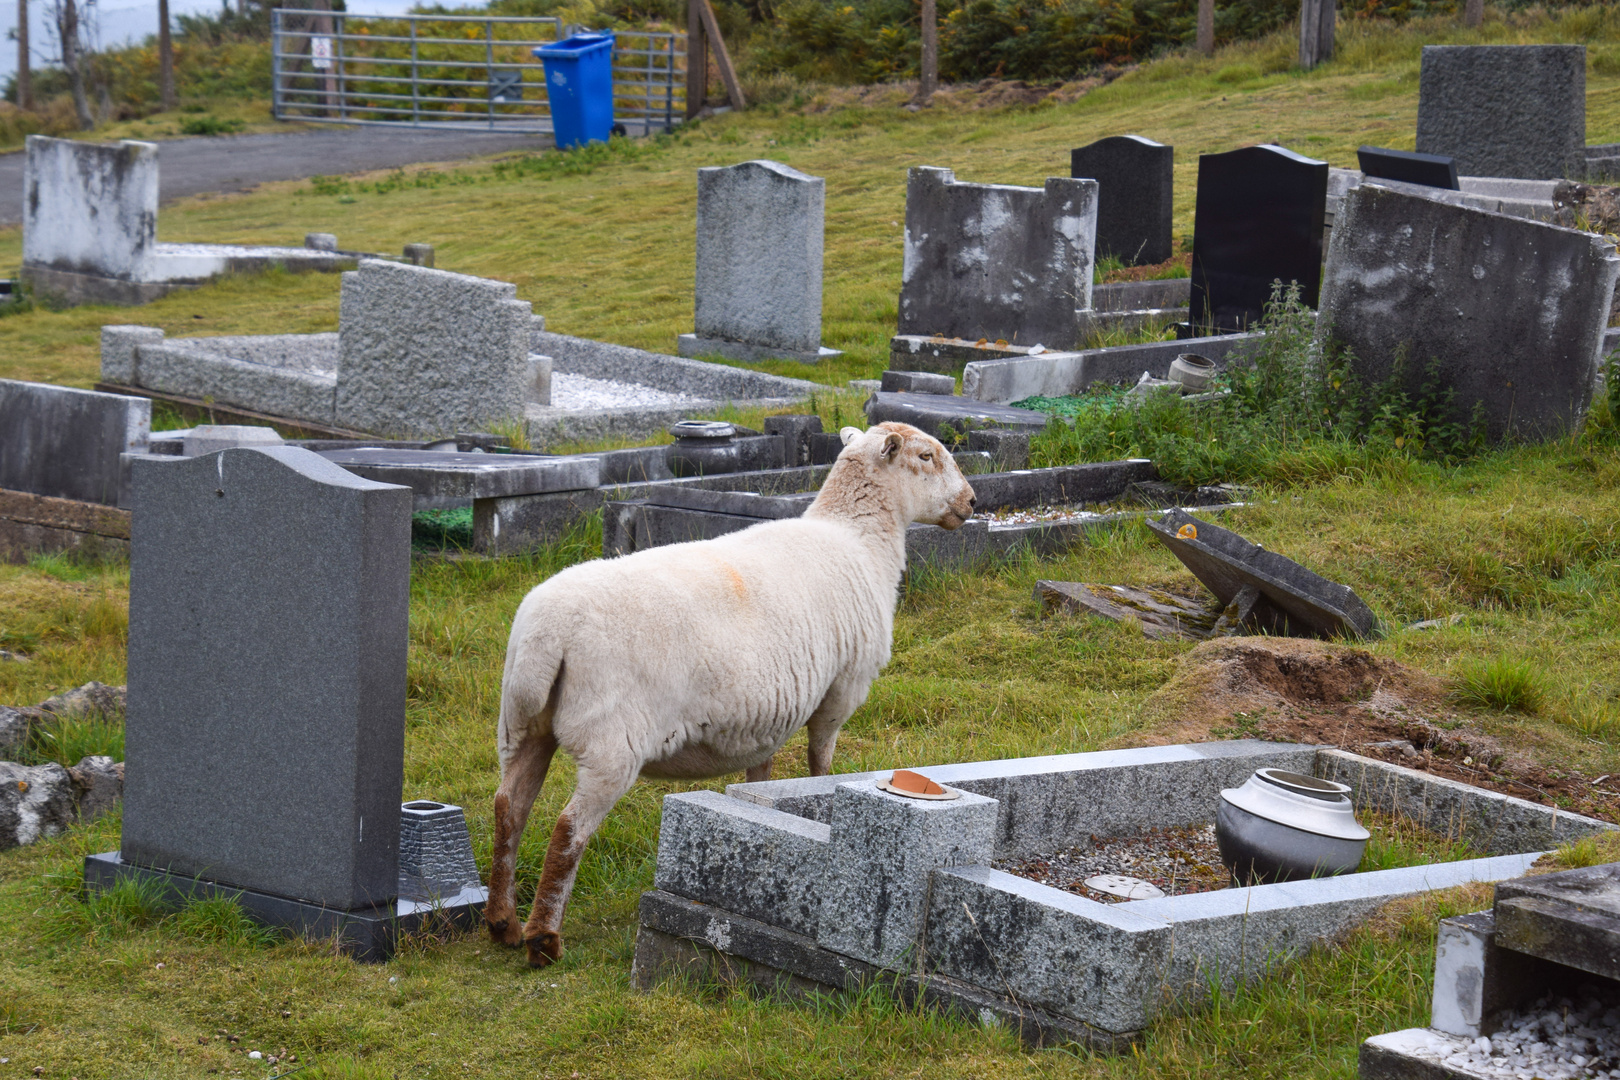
[158,0,175,110]
[915,0,936,106]
[1298,0,1333,70]
[1463,0,1482,27]
[695,0,744,112]
[685,0,707,119]
[17,0,31,110]
[1196,0,1214,56]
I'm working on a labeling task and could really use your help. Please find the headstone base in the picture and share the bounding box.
[84,851,486,962]
[677,334,841,365]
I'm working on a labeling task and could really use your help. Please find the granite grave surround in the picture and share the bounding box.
[634,741,1613,1048]
[599,459,1252,569]
[97,280,821,445]
[1319,182,1620,444]
[20,136,357,307]
[677,160,841,364]
[959,329,1259,405]
[1359,861,1620,1079]
[898,166,1099,351]
[85,446,485,959]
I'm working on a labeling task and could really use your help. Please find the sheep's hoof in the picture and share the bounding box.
[486,915,524,948]
[524,931,563,968]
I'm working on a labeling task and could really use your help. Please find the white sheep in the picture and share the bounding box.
[484,421,977,966]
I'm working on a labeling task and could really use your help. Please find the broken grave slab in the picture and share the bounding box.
[863,391,1050,440]
[1145,508,1377,639]
[318,448,600,502]
[1493,861,1620,983]
[1035,580,1216,640]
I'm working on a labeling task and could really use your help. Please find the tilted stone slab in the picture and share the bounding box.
[1416,45,1585,180]
[0,380,150,505]
[1494,863,1620,982]
[898,167,1098,349]
[1315,749,1616,856]
[962,332,1259,405]
[135,340,338,425]
[1146,508,1378,638]
[337,260,532,438]
[863,391,1050,439]
[1319,183,1619,445]
[318,448,600,502]
[654,790,830,937]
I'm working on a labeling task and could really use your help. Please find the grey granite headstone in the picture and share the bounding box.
[1070,135,1174,266]
[120,447,412,910]
[898,167,1098,350]
[816,779,998,969]
[0,379,151,504]
[676,160,839,364]
[1319,183,1620,444]
[1416,45,1586,181]
[335,259,533,438]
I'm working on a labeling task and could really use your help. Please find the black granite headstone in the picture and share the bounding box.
[1189,145,1329,333]
[1357,145,1458,190]
[1070,135,1174,266]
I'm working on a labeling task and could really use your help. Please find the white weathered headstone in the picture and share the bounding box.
[677,160,838,364]
[22,136,158,280]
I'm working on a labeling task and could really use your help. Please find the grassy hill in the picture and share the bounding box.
[1,9,1620,1079]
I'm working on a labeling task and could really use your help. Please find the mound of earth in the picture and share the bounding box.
[1140,637,1618,823]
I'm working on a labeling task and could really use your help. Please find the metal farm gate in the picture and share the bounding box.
[271,10,685,136]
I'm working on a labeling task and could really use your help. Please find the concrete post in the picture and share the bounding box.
[917,0,937,106]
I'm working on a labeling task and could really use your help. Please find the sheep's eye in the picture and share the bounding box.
[919,452,933,461]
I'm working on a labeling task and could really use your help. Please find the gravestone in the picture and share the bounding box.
[1416,45,1586,180]
[1070,135,1174,266]
[898,167,1098,350]
[117,447,412,910]
[335,259,533,437]
[1357,146,1458,190]
[22,136,158,280]
[1318,183,1620,444]
[676,160,839,364]
[1190,145,1328,334]
[0,380,151,504]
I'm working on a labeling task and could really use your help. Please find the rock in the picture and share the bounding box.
[38,681,125,719]
[0,707,37,755]
[0,649,28,663]
[68,755,124,822]
[0,761,78,851]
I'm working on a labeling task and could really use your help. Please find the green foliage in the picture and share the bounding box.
[412,507,475,551]
[1451,657,1548,714]
[179,114,248,135]
[19,711,125,768]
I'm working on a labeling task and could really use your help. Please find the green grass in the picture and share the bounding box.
[1450,657,1549,715]
[3,8,1620,1077]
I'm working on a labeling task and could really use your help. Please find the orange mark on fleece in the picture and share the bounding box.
[724,564,748,599]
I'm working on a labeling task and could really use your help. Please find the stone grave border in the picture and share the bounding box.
[634,741,1615,1049]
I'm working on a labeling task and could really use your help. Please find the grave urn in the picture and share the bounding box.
[1216,768,1368,884]
[665,420,739,477]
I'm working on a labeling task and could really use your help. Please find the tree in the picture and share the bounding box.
[51,0,94,127]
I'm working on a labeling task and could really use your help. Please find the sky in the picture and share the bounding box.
[1,0,430,87]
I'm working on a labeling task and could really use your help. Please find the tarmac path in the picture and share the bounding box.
[0,126,554,226]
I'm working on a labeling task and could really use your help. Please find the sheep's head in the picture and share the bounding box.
[838,422,976,530]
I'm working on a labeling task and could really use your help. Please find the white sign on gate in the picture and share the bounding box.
[311,36,333,70]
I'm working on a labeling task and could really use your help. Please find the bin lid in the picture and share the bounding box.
[533,31,615,59]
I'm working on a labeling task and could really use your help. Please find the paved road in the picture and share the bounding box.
[0,126,554,226]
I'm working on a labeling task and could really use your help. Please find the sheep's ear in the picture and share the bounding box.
[880,431,903,460]
[839,426,863,446]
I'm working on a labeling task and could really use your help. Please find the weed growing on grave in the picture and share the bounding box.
[1450,657,1547,715]
[20,710,124,767]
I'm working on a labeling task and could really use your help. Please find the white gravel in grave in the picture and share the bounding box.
[1405,991,1620,1078]
[548,373,702,410]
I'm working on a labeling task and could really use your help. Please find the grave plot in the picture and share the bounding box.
[600,459,1246,567]
[636,741,1614,1048]
[97,263,819,446]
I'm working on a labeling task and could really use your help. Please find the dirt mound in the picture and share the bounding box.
[1139,637,1618,823]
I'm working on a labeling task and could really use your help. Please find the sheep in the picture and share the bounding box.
[484,421,978,967]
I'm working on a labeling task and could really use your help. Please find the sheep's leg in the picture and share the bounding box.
[805,678,869,776]
[486,733,558,947]
[744,756,774,783]
[521,761,637,968]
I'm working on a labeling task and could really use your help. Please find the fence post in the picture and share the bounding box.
[685,0,707,119]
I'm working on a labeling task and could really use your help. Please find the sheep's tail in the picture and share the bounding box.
[496,609,565,770]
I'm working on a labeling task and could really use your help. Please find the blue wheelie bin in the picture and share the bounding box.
[534,32,616,150]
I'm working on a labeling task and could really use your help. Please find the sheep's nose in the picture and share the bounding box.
[969,496,977,509]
